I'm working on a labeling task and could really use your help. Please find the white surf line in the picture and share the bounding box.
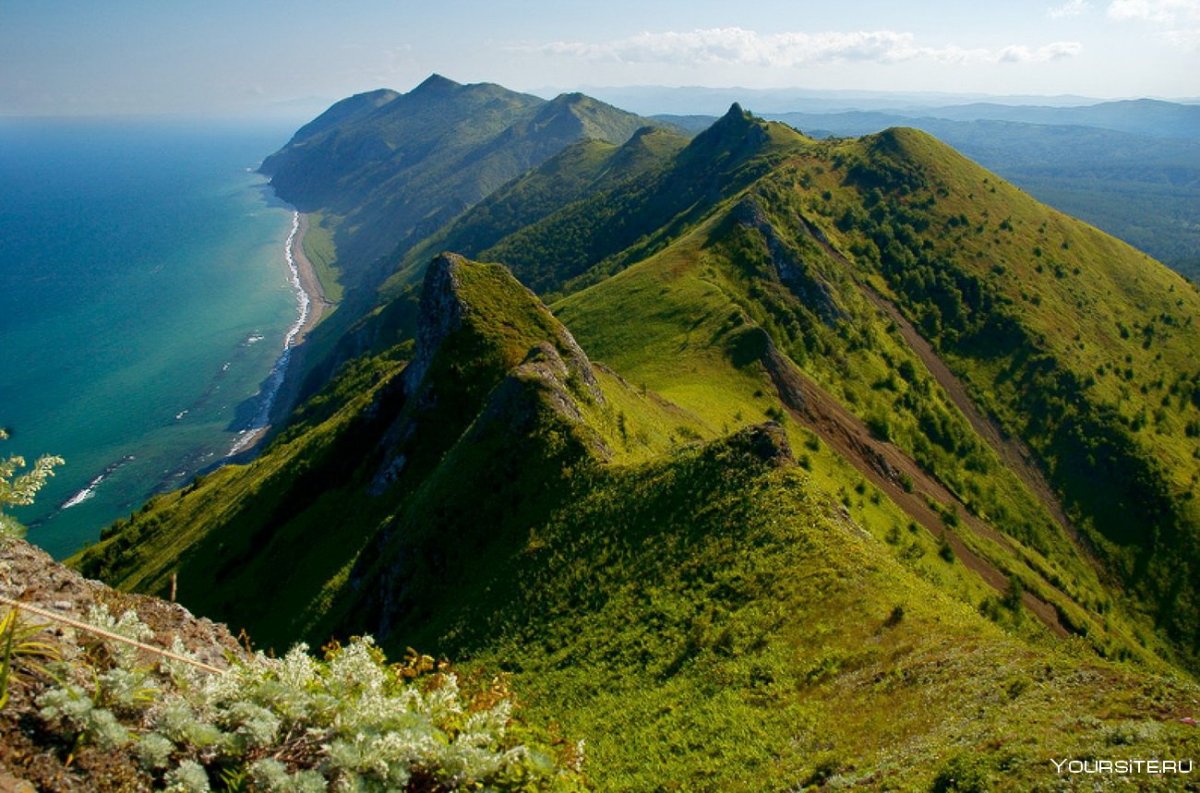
[59,455,136,510]
[60,472,105,509]
[281,210,312,352]
[228,210,310,456]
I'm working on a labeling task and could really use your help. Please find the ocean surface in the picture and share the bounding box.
[0,117,304,558]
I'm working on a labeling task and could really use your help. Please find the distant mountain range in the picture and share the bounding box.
[73,77,1200,790]
[562,84,1115,115]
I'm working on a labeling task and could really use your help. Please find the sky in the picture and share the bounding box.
[1,0,1197,117]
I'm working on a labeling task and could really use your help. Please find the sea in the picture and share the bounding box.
[0,117,305,559]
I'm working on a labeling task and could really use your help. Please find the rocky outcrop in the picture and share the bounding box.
[726,422,794,467]
[734,197,843,326]
[373,253,604,495]
[0,539,242,790]
[401,253,469,396]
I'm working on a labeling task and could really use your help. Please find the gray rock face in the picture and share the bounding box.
[545,326,604,405]
[375,253,604,494]
[734,197,843,326]
[401,252,468,396]
[0,538,240,670]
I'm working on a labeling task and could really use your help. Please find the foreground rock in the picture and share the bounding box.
[0,538,241,791]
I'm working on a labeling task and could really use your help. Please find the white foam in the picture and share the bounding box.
[61,479,100,509]
[60,455,134,510]
[228,210,310,456]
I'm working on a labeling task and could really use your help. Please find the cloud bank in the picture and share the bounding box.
[533,28,1082,67]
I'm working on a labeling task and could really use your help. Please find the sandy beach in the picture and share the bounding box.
[227,210,333,456]
[291,212,331,345]
[269,210,332,419]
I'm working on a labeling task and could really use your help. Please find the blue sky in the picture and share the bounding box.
[1,0,1196,116]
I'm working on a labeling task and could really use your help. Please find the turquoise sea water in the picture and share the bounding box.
[0,118,302,558]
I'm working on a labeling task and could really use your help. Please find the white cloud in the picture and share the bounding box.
[1107,0,1200,22]
[1163,25,1200,45]
[532,28,1082,68]
[1049,0,1091,18]
[1107,0,1200,48]
[998,41,1086,61]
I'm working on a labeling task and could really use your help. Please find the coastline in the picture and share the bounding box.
[227,209,330,456]
[291,212,331,345]
[266,211,333,427]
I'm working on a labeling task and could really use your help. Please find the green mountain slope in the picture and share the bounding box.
[805,127,1200,657]
[77,254,1200,791]
[471,104,802,295]
[73,93,1200,789]
[766,110,1200,281]
[392,125,690,293]
[260,76,667,407]
[73,254,707,648]
[435,108,1200,667]
[425,427,1200,790]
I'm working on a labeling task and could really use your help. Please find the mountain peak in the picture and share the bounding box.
[403,253,598,399]
[549,91,588,106]
[707,102,758,136]
[678,100,772,164]
[525,91,652,146]
[411,73,461,95]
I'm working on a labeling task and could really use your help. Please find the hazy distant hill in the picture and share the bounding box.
[901,98,1200,140]
[576,84,1105,116]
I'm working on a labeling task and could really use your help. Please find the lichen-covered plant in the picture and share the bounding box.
[35,605,587,792]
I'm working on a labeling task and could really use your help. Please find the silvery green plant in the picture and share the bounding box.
[36,605,586,791]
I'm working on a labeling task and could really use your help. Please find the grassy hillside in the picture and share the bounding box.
[79,253,1200,790]
[262,77,669,409]
[407,113,1200,666]
[768,111,1200,282]
[468,114,1200,667]
[73,255,708,649]
[74,97,1200,789]
[479,104,806,298]
[795,127,1200,658]
[390,125,690,295]
[440,428,1200,791]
